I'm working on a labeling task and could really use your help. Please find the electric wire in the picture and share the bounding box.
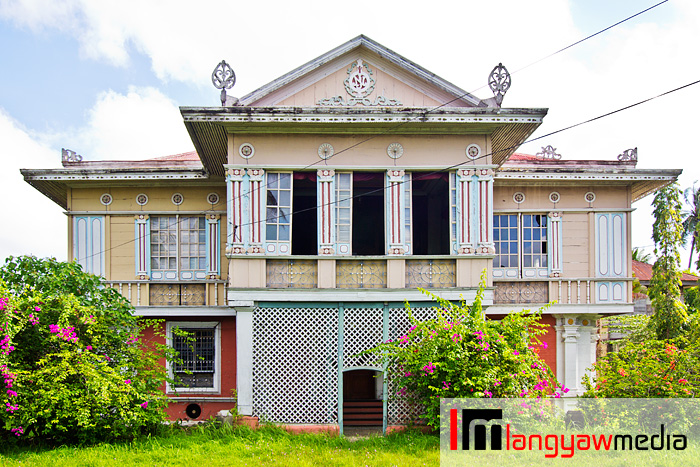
[73,2,673,263]
[74,77,700,264]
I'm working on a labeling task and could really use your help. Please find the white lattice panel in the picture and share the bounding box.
[343,307,383,369]
[387,306,436,425]
[253,306,338,424]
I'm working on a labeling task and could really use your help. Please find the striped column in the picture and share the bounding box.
[548,211,563,277]
[134,214,149,279]
[386,169,406,255]
[247,168,265,254]
[226,168,245,255]
[317,169,335,255]
[476,169,495,255]
[457,169,476,255]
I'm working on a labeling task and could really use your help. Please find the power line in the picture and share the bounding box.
[74,2,673,263]
[227,0,669,204]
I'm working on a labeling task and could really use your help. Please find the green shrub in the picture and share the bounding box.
[0,256,175,444]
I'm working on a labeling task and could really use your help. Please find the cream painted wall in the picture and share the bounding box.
[228,133,491,167]
[68,186,228,282]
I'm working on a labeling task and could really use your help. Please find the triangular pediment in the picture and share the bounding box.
[241,35,483,108]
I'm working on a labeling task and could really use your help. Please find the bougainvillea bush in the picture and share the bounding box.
[0,256,175,444]
[365,280,564,430]
[582,337,700,398]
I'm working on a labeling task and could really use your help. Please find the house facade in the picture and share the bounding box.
[22,36,680,432]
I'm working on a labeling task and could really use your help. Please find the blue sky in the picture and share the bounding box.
[1,0,698,267]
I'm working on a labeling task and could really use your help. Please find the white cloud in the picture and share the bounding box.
[0,109,66,263]
[37,86,194,161]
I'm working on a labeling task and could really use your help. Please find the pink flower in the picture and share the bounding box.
[513,351,520,356]
[541,342,548,350]
[140,401,148,409]
[49,324,60,333]
[422,362,436,374]
[86,345,93,351]
[124,379,131,384]
[34,306,41,312]
[679,379,688,384]
[442,381,450,389]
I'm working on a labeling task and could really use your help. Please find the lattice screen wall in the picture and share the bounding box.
[387,306,436,425]
[252,306,339,424]
[342,307,383,369]
[252,303,437,425]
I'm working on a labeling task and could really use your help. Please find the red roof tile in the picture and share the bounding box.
[632,260,698,282]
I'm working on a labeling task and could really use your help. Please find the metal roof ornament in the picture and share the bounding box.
[488,63,511,107]
[211,60,236,106]
[617,147,638,162]
[61,148,82,162]
[536,145,562,160]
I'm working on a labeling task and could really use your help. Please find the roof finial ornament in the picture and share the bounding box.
[536,145,562,160]
[211,60,236,106]
[61,148,82,163]
[488,63,511,107]
[617,147,638,162]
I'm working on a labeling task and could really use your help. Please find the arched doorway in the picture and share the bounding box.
[342,369,383,428]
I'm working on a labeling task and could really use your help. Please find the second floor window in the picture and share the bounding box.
[150,216,206,280]
[493,214,548,278]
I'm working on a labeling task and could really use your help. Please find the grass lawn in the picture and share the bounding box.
[0,425,440,467]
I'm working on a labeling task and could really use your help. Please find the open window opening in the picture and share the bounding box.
[291,173,317,255]
[412,174,450,255]
[352,172,384,255]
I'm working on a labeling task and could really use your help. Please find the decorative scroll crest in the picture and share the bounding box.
[345,59,375,98]
[488,63,511,107]
[211,60,236,106]
[536,145,562,160]
[617,147,638,162]
[62,148,82,163]
[317,59,402,107]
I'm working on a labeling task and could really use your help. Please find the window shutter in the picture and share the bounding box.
[73,216,105,276]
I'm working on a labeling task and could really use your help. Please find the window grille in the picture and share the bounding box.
[173,328,215,388]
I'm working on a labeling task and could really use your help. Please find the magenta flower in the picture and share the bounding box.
[7,389,17,397]
[140,401,148,409]
[125,379,131,384]
[49,324,60,333]
[34,306,41,312]
[541,342,548,350]
[513,351,520,356]
[422,362,436,374]
[442,381,450,389]
[86,345,93,351]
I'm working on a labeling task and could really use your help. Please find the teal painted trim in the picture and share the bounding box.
[382,303,389,435]
[338,302,344,436]
[256,302,340,308]
[342,366,383,372]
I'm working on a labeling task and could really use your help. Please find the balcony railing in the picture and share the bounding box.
[494,278,631,305]
[336,259,387,289]
[266,260,318,288]
[105,280,226,307]
[405,259,456,288]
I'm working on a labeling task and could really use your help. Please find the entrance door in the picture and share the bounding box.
[342,369,382,427]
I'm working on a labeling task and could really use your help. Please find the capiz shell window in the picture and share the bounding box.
[150,216,206,280]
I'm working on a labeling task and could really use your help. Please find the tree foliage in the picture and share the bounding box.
[649,183,688,339]
[0,256,174,444]
[682,182,700,270]
[365,279,562,430]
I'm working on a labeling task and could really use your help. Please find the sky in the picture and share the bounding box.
[1,0,698,269]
